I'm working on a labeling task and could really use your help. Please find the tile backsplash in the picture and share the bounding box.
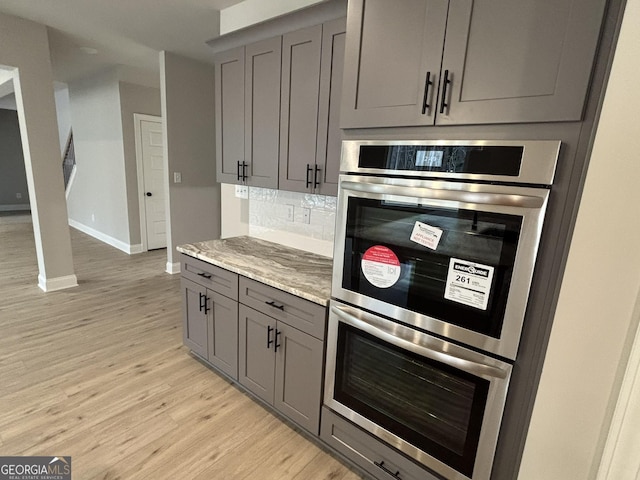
[220,184,337,257]
[249,188,336,240]
[248,187,336,257]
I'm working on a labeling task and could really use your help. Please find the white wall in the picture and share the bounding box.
[0,12,76,291]
[118,81,161,246]
[54,85,72,154]
[519,0,640,477]
[160,51,220,271]
[220,0,327,34]
[0,93,17,110]
[67,69,132,250]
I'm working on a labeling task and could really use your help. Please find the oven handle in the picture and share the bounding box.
[331,305,510,379]
[340,180,545,208]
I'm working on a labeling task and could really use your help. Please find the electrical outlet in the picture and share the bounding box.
[235,185,248,199]
[286,204,295,222]
[173,172,182,183]
[16,193,22,199]
[302,208,311,224]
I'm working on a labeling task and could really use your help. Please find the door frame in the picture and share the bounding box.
[134,113,165,252]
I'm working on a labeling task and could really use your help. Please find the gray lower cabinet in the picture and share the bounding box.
[181,255,239,379]
[214,36,281,188]
[182,278,209,359]
[238,277,326,434]
[321,407,440,480]
[341,0,607,127]
[278,18,346,196]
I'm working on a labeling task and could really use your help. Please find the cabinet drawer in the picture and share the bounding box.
[181,254,238,300]
[239,277,326,340]
[320,408,439,480]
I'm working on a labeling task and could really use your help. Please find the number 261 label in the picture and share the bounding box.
[444,258,494,310]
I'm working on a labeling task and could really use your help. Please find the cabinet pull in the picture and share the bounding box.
[440,69,451,114]
[267,325,274,349]
[241,161,248,181]
[305,164,313,188]
[422,71,432,114]
[265,300,285,311]
[197,272,212,280]
[236,161,242,181]
[314,165,321,188]
[199,292,209,314]
[374,461,402,479]
[274,329,281,352]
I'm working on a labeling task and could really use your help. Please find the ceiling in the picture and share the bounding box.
[0,0,245,86]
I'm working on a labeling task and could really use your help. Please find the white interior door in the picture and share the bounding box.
[139,117,166,250]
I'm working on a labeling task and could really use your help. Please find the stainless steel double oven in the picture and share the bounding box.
[324,140,560,480]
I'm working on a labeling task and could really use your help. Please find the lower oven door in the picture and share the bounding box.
[324,300,512,480]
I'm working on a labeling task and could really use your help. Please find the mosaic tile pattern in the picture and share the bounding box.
[248,188,336,244]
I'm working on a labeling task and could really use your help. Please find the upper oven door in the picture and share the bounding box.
[332,175,550,360]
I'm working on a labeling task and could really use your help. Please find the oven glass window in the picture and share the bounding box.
[335,323,489,476]
[341,198,522,338]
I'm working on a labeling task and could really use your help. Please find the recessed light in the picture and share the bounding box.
[79,47,99,55]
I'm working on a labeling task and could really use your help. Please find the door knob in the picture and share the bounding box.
[146,192,152,197]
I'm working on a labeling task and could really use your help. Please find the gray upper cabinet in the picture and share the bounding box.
[214,38,281,187]
[340,0,447,128]
[279,25,323,194]
[245,37,281,188]
[341,0,607,128]
[279,19,346,196]
[315,18,346,196]
[214,47,245,185]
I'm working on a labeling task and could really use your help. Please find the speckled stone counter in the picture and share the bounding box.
[176,236,333,306]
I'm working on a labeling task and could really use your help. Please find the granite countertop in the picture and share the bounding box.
[176,236,333,306]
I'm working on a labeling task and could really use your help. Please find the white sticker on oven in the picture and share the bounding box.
[444,258,495,310]
[410,221,443,250]
[361,245,401,289]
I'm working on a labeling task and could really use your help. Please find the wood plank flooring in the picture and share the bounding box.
[0,220,363,480]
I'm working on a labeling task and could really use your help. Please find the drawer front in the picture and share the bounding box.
[320,408,439,480]
[181,254,238,300]
[239,277,326,340]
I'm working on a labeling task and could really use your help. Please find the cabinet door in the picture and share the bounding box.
[181,278,208,359]
[315,18,346,197]
[340,0,448,128]
[238,305,276,404]
[438,0,607,125]
[279,25,322,194]
[214,47,245,185]
[274,322,324,434]
[207,290,239,380]
[245,37,281,189]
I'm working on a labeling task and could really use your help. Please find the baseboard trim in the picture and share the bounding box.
[38,273,78,292]
[166,262,181,274]
[68,219,139,255]
[0,204,30,212]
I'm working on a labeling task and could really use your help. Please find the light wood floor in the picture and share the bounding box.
[0,220,363,480]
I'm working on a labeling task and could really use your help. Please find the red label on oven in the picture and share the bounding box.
[361,246,401,289]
